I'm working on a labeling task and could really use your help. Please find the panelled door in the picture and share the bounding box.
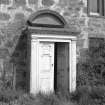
[55,42,69,92]
[39,42,54,93]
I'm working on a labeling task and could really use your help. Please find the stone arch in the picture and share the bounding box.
[27,9,68,28]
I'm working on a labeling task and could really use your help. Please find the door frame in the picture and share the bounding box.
[30,34,77,94]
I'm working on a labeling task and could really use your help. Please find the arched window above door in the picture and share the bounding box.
[27,9,68,28]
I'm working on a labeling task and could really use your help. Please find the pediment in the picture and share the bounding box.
[27,10,67,28]
[32,14,63,25]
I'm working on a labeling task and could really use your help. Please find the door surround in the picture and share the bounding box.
[29,33,77,94]
[27,9,80,94]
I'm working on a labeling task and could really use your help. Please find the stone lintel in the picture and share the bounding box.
[28,26,80,37]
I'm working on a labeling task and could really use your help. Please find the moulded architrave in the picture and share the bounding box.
[70,40,76,92]
[30,39,40,94]
[30,34,77,93]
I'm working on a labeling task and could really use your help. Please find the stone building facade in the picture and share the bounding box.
[0,0,104,91]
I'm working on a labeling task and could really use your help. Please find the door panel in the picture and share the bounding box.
[55,43,69,91]
[39,42,54,93]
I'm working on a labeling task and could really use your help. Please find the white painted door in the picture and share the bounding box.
[39,42,54,93]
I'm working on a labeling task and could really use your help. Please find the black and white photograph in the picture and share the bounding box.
[0,0,105,105]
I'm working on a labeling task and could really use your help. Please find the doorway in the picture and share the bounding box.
[54,42,69,92]
[38,42,69,93]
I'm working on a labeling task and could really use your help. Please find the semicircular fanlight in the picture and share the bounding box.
[27,10,67,28]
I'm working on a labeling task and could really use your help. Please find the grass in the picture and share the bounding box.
[0,89,76,105]
[17,92,76,105]
[0,86,105,105]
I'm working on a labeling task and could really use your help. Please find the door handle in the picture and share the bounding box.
[52,64,54,67]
